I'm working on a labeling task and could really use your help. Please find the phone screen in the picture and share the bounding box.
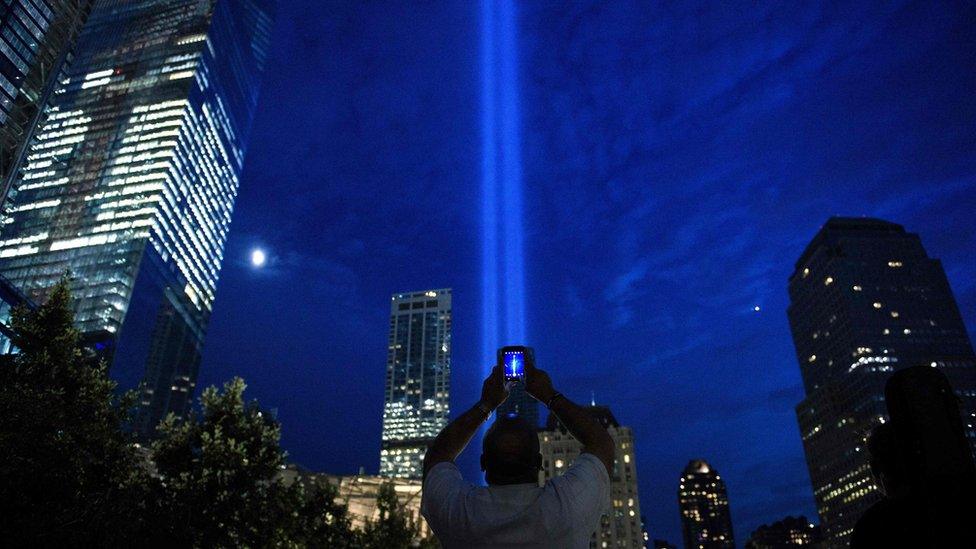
[504,350,525,380]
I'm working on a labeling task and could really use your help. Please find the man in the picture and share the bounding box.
[850,423,920,548]
[421,358,614,548]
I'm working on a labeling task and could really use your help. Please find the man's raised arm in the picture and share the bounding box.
[422,365,510,479]
[524,361,614,476]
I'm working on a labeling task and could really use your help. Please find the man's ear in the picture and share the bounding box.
[480,454,487,472]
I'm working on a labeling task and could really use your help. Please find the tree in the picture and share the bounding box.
[284,477,360,548]
[150,377,287,545]
[0,279,383,546]
[360,481,435,548]
[149,377,361,547]
[0,278,149,545]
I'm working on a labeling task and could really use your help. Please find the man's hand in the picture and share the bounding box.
[524,357,556,404]
[480,365,510,410]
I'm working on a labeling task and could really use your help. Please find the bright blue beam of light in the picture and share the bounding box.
[499,0,526,346]
[480,0,499,377]
[481,0,526,380]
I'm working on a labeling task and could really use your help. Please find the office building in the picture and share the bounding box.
[380,289,452,479]
[0,1,94,194]
[788,217,976,546]
[497,382,539,427]
[0,273,31,353]
[539,405,644,548]
[678,459,734,549]
[652,540,677,549]
[744,516,821,548]
[0,0,274,437]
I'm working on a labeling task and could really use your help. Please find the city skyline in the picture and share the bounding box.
[2,0,975,547]
[166,1,975,544]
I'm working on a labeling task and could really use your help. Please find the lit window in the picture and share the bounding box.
[802,268,810,278]
[555,459,564,468]
[624,454,631,463]
[824,277,834,286]
[888,261,903,267]
[903,328,911,335]
[883,328,890,335]
[852,285,862,291]
[890,311,899,318]
[808,355,817,362]
[873,302,882,309]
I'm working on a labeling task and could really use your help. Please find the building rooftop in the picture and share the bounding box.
[792,216,908,278]
[682,459,716,476]
[544,404,620,431]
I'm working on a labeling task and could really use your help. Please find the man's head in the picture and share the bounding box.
[481,416,542,485]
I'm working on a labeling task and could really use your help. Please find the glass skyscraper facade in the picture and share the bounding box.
[0,0,274,437]
[0,1,94,349]
[380,289,452,479]
[788,217,976,546]
[0,0,93,190]
[678,459,735,549]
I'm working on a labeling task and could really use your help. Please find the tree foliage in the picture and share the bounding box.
[0,279,148,546]
[0,281,435,547]
[148,377,360,547]
[360,481,417,548]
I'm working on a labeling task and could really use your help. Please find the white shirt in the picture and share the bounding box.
[421,453,610,549]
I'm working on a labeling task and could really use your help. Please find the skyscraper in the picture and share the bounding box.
[380,289,452,479]
[677,459,735,549]
[0,0,274,437]
[538,405,644,548]
[788,217,976,546]
[0,1,94,193]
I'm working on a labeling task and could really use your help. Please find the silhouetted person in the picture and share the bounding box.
[851,366,976,547]
[850,422,919,548]
[421,360,614,548]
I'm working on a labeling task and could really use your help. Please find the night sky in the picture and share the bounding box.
[198,1,976,545]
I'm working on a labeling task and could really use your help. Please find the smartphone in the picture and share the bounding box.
[499,345,533,382]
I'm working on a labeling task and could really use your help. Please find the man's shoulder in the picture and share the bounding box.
[542,453,609,509]
[554,453,609,483]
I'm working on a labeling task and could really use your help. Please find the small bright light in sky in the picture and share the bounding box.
[250,249,266,267]
[754,305,761,312]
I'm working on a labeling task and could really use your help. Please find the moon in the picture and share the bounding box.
[250,249,267,267]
